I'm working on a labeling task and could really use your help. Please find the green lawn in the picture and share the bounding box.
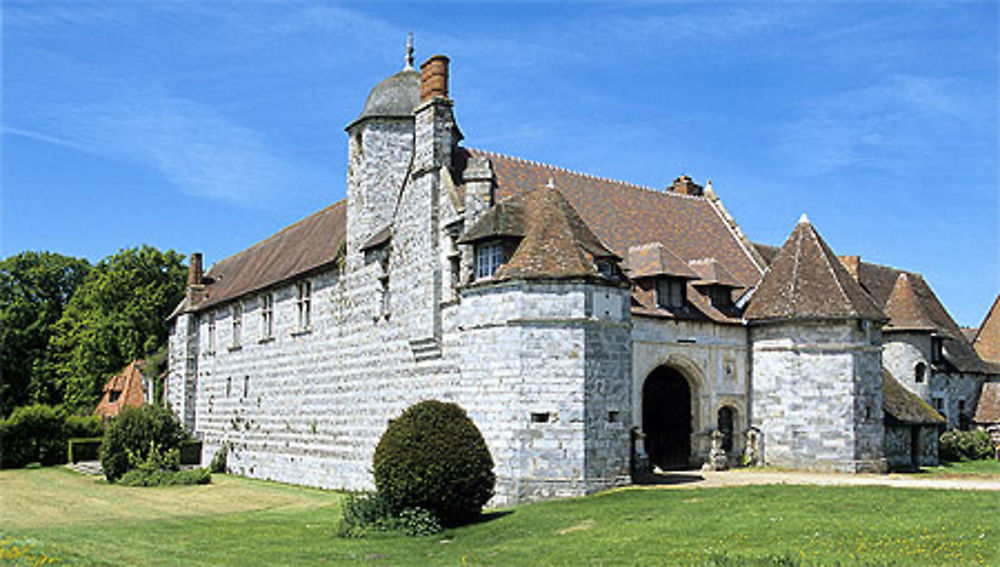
[919,459,1000,477]
[2,467,999,566]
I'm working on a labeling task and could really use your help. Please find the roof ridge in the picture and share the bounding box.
[469,147,707,201]
[209,199,346,272]
[809,223,857,313]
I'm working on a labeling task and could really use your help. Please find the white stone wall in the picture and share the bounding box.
[883,332,931,399]
[631,317,749,464]
[750,320,886,472]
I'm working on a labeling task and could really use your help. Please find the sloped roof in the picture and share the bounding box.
[688,258,744,289]
[457,201,526,244]
[882,368,946,425]
[974,382,1000,424]
[489,185,619,281]
[627,243,700,279]
[744,216,886,321]
[884,273,938,332]
[753,244,995,374]
[474,149,764,289]
[972,295,1000,363]
[348,69,420,128]
[175,201,347,315]
[94,360,147,418]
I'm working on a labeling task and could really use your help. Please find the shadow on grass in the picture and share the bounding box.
[463,509,514,527]
[632,470,705,486]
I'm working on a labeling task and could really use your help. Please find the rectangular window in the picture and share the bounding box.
[931,337,944,364]
[296,280,312,330]
[475,242,505,280]
[261,293,274,339]
[226,377,232,398]
[231,303,242,347]
[207,313,216,353]
[243,375,249,398]
[656,278,686,308]
[708,286,732,308]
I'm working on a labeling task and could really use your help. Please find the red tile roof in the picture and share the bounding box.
[884,273,938,332]
[974,382,1000,424]
[744,216,886,322]
[688,258,744,289]
[627,243,699,279]
[972,295,1000,363]
[94,360,147,418]
[475,149,764,289]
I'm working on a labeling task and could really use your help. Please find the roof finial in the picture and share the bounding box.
[798,212,811,225]
[404,32,414,70]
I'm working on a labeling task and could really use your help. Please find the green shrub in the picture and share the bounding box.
[1,404,66,468]
[179,439,202,465]
[940,429,994,462]
[101,405,185,482]
[68,437,103,463]
[373,400,495,527]
[65,415,104,438]
[210,444,227,473]
[117,443,211,487]
[335,492,441,537]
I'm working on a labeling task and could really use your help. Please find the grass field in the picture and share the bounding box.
[919,459,1000,477]
[2,467,999,566]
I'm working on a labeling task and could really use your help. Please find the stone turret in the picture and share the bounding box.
[745,214,888,473]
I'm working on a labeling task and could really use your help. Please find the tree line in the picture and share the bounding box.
[0,246,187,417]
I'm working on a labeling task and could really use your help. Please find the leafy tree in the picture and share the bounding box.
[0,252,90,415]
[45,246,186,412]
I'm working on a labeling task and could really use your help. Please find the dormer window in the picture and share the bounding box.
[705,286,733,309]
[595,260,616,279]
[475,241,506,280]
[656,278,686,309]
[931,336,944,364]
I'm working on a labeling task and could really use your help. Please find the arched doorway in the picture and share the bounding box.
[642,366,692,469]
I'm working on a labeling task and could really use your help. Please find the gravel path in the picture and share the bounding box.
[641,469,1000,491]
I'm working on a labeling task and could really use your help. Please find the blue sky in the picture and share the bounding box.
[3,2,997,326]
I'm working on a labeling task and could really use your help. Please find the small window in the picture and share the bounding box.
[243,375,250,398]
[296,281,312,330]
[475,241,505,280]
[607,410,619,423]
[931,336,944,364]
[231,303,243,347]
[226,377,231,398]
[261,293,274,339]
[914,362,927,383]
[707,286,733,309]
[656,278,686,309]
[207,312,216,353]
[595,260,615,278]
[108,391,121,403]
[530,412,550,423]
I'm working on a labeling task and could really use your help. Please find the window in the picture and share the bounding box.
[718,407,735,452]
[108,390,121,403]
[231,303,242,347]
[207,313,216,353]
[226,377,232,398]
[296,280,312,330]
[707,286,733,309]
[261,293,274,339]
[914,362,927,383]
[656,278,686,309]
[243,375,250,398]
[931,336,944,364]
[595,260,615,278]
[475,241,505,280]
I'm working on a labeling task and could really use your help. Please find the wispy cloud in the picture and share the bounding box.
[775,74,992,176]
[5,84,326,206]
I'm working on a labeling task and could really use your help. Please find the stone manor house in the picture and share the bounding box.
[166,48,1000,504]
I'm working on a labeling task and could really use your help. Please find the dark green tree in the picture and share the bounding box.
[45,246,186,412]
[0,252,90,416]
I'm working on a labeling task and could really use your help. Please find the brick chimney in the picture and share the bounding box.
[187,252,204,286]
[669,175,704,196]
[839,255,861,282]
[420,55,449,101]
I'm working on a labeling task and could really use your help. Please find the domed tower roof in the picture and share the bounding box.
[347,34,420,129]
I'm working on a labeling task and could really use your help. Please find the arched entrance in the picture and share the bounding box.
[642,366,692,469]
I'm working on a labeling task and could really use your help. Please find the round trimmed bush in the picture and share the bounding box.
[373,400,495,526]
[101,405,185,482]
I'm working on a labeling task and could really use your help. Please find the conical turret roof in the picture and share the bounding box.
[744,215,885,321]
[884,273,938,332]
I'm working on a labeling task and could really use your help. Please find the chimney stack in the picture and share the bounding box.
[839,255,861,282]
[669,175,704,196]
[420,55,450,101]
[188,252,204,286]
